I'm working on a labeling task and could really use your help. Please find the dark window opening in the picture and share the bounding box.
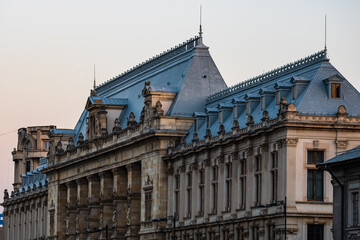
[331,83,341,98]
[307,224,323,240]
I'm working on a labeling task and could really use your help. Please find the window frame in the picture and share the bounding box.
[307,150,324,201]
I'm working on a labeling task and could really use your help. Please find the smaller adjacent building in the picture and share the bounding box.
[318,145,360,240]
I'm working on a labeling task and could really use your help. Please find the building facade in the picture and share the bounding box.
[2,126,53,240]
[3,33,360,240]
[319,145,360,240]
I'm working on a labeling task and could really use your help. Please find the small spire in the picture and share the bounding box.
[199,5,203,45]
[93,64,96,90]
[324,14,328,59]
[324,14,327,51]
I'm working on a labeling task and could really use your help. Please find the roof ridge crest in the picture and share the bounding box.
[96,36,200,92]
[206,49,327,104]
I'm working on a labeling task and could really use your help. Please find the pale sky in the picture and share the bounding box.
[0,0,359,208]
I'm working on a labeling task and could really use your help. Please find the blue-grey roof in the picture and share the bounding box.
[68,36,227,141]
[185,49,360,144]
[50,129,76,135]
[17,157,48,195]
[88,96,128,106]
[319,145,360,166]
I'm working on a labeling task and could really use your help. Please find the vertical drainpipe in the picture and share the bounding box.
[324,165,344,239]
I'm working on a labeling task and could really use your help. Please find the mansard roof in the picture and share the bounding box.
[186,49,360,144]
[71,35,227,145]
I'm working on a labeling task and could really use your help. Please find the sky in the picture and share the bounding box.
[0,0,359,208]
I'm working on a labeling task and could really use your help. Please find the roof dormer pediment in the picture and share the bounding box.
[85,96,128,110]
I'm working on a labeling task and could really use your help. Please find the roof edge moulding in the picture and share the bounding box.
[206,49,327,104]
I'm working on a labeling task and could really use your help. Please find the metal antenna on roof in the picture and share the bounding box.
[93,64,96,90]
[324,14,328,59]
[199,4,203,44]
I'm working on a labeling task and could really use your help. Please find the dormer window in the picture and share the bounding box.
[331,83,341,98]
[276,91,280,105]
[323,74,344,99]
[292,86,296,100]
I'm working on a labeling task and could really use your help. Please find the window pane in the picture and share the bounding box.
[315,171,323,200]
[307,170,314,200]
[316,151,324,163]
[308,151,314,164]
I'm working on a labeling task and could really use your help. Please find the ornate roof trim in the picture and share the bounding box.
[96,36,200,92]
[207,49,327,104]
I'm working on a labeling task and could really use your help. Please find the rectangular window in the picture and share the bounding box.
[307,170,323,201]
[239,159,246,209]
[292,85,297,100]
[276,91,280,105]
[206,115,210,128]
[211,166,218,213]
[187,172,192,217]
[199,169,205,214]
[307,224,323,240]
[225,163,232,211]
[255,156,262,205]
[175,175,180,217]
[233,106,237,119]
[246,102,250,115]
[352,192,359,226]
[271,152,278,202]
[307,151,324,201]
[261,96,265,110]
[194,119,197,132]
[331,83,341,98]
[145,191,152,221]
[308,151,324,164]
[219,111,223,124]
[26,160,31,173]
[43,141,50,150]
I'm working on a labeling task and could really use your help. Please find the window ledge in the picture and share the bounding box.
[295,201,332,205]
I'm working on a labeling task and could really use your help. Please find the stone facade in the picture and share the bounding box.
[2,126,52,240]
[3,34,360,240]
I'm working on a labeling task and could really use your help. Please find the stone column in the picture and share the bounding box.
[99,171,113,239]
[125,163,141,240]
[87,174,101,240]
[112,167,128,240]
[76,178,88,240]
[66,181,77,240]
[57,184,67,240]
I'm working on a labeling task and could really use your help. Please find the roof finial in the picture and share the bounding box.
[199,4,203,44]
[93,64,96,90]
[324,14,327,51]
[324,14,328,59]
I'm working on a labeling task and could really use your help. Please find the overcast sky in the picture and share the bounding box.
[0,0,359,208]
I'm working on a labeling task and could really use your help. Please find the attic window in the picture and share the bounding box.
[292,86,296,100]
[331,83,341,98]
[276,91,280,105]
